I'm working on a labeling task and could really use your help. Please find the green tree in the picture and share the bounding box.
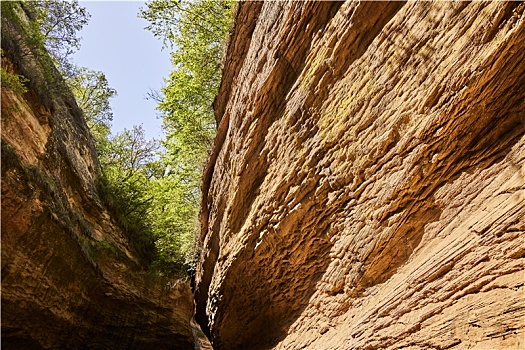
[101,125,159,177]
[1,67,29,95]
[148,163,199,272]
[67,67,116,125]
[139,0,235,270]
[140,0,234,156]
[67,66,116,145]
[97,125,161,262]
[98,125,196,274]
[27,0,90,76]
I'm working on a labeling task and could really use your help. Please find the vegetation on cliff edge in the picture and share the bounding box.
[1,0,235,276]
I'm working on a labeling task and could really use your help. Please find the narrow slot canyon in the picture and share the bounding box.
[2,1,524,349]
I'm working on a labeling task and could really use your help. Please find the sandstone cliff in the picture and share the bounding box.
[196,2,525,349]
[1,5,195,349]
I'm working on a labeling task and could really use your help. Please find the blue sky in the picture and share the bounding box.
[72,1,172,140]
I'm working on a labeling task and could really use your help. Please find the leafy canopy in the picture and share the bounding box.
[67,67,117,126]
[26,0,90,76]
[138,0,235,270]
[140,0,234,159]
[14,0,235,274]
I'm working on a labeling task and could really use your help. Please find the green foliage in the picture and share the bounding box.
[139,0,235,271]
[26,0,90,76]
[140,0,234,154]
[67,66,117,125]
[100,125,160,174]
[148,164,200,270]
[1,66,29,94]
[1,1,45,51]
[3,0,235,276]
[140,0,234,50]
[96,125,159,263]
[2,0,88,83]
[96,125,198,274]
[1,1,81,111]
[66,66,116,148]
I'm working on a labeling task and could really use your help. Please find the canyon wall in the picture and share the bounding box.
[196,1,525,349]
[1,5,195,349]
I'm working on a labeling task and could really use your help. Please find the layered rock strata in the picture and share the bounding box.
[1,6,195,349]
[196,1,525,349]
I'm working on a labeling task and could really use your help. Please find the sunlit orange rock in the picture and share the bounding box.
[196,2,525,349]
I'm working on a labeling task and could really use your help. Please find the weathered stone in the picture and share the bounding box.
[1,9,195,349]
[196,1,525,349]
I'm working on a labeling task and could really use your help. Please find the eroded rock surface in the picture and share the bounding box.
[1,7,194,349]
[196,2,525,349]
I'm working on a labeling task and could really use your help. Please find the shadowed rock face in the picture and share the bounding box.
[1,7,194,349]
[196,1,525,349]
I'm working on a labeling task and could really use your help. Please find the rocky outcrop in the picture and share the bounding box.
[1,5,195,349]
[196,1,525,349]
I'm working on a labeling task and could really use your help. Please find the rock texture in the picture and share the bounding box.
[1,6,195,349]
[196,1,525,349]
